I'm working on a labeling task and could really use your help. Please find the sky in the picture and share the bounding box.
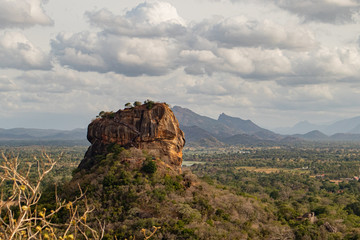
[1,0,360,130]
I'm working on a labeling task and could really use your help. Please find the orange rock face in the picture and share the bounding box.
[78,103,185,170]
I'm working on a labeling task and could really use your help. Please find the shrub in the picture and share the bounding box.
[152,189,166,202]
[164,175,184,192]
[345,202,360,216]
[177,204,202,223]
[134,101,142,107]
[270,190,280,200]
[144,99,155,110]
[98,111,115,119]
[0,153,104,239]
[141,160,157,174]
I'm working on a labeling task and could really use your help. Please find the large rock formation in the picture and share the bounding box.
[78,102,185,171]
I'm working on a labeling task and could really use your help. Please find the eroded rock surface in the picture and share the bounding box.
[78,103,185,170]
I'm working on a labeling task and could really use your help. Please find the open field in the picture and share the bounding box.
[236,166,310,174]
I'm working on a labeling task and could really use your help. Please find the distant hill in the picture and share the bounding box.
[274,121,321,135]
[275,116,360,135]
[291,130,360,142]
[329,133,360,141]
[328,116,360,135]
[0,128,87,145]
[293,130,329,141]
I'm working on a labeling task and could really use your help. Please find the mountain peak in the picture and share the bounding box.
[218,113,264,134]
[218,112,245,121]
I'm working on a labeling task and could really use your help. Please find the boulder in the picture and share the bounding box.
[77,102,185,171]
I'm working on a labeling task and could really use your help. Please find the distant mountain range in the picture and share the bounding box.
[274,116,360,135]
[2,107,360,146]
[172,106,283,147]
[172,106,360,146]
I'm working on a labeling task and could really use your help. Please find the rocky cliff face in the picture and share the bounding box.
[78,102,185,171]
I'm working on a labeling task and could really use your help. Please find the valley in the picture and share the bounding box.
[2,141,360,239]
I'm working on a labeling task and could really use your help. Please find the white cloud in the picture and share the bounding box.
[283,46,360,85]
[0,0,53,28]
[271,0,360,23]
[180,50,222,75]
[125,1,186,25]
[85,1,186,37]
[286,85,334,102]
[180,47,293,78]
[51,32,106,72]
[50,1,320,79]
[51,1,188,76]
[48,1,360,85]
[218,47,292,77]
[51,32,180,76]
[196,16,317,50]
[0,31,51,70]
[227,0,360,23]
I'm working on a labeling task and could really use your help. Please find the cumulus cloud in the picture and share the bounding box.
[286,85,334,102]
[85,1,186,37]
[179,50,222,75]
[0,0,53,28]
[284,46,360,85]
[180,47,293,78]
[49,0,360,83]
[195,16,317,50]
[52,2,308,78]
[51,1,187,76]
[51,31,180,76]
[181,44,360,85]
[0,31,52,70]
[50,32,106,72]
[228,0,360,23]
[271,0,360,24]
[217,47,292,77]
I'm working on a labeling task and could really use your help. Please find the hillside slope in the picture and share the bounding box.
[68,148,292,239]
[64,102,293,239]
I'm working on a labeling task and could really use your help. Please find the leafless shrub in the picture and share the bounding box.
[0,152,105,240]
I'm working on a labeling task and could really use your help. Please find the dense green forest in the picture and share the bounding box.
[2,143,360,239]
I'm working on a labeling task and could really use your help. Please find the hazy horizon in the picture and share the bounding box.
[0,104,356,132]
